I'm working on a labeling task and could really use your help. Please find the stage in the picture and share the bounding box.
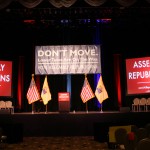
[0,110,150,143]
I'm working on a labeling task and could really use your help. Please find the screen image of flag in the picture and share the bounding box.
[80,76,95,103]
[27,75,41,104]
[95,75,108,104]
[41,76,51,105]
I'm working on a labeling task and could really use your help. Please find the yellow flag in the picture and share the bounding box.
[41,76,51,105]
[95,75,108,104]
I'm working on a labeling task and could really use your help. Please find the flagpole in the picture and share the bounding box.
[85,73,88,113]
[100,103,103,112]
[45,104,48,114]
[84,73,87,113]
[32,103,34,114]
[86,102,88,113]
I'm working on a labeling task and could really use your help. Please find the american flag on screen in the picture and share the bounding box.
[80,76,95,103]
[27,74,41,104]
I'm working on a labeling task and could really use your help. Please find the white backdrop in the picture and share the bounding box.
[35,45,101,74]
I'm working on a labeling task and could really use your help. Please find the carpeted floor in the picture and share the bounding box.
[1,136,111,150]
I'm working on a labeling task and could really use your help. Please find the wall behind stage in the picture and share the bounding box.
[0,17,150,112]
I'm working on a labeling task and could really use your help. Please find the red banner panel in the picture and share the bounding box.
[126,57,150,95]
[58,92,70,101]
[0,61,12,97]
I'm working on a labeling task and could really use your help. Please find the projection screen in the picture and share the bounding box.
[125,56,150,95]
[0,60,12,97]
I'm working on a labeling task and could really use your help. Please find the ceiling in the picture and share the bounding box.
[0,0,150,27]
[0,0,150,58]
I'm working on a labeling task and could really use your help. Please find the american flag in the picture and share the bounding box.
[27,75,41,104]
[80,76,95,103]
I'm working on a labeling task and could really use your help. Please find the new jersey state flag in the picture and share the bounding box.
[41,76,51,105]
[95,75,108,104]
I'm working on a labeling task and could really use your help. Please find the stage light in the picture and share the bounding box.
[23,20,35,24]
[101,18,111,23]
[96,19,111,23]
[60,19,69,24]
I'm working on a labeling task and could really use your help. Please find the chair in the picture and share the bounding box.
[0,101,6,109]
[0,127,7,149]
[131,125,138,135]
[124,132,137,150]
[146,98,150,111]
[115,128,127,149]
[139,98,147,111]
[136,127,148,143]
[132,98,140,111]
[5,101,14,114]
[124,125,139,149]
[145,123,150,138]
[136,138,150,150]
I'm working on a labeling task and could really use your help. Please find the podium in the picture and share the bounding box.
[58,92,70,113]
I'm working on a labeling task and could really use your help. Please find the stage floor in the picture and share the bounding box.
[0,110,150,139]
